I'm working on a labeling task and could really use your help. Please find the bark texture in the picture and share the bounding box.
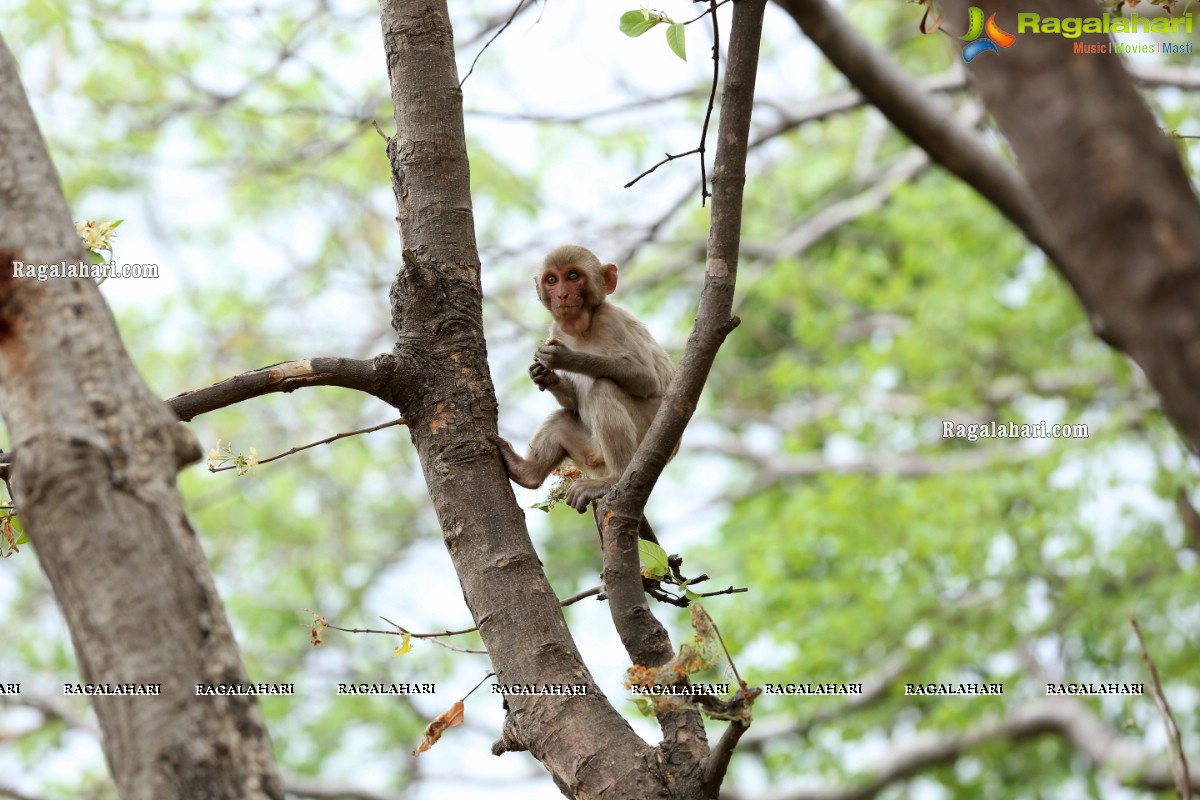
[377,3,666,798]
[940,0,1200,452]
[0,35,282,800]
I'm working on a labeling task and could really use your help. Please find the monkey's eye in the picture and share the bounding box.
[545,275,557,285]
[567,270,580,281]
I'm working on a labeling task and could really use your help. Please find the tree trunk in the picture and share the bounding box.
[376,2,666,797]
[0,34,283,800]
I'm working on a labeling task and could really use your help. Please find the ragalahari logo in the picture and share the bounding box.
[961,7,1016,62]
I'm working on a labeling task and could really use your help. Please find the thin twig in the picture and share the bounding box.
[625,148,702,187]
[323,586,603,655]
[560,585,603,606]
[461,671,495,701]
[696,585,746,599]
[625,0,721,205]
[325,617,488,655]
[695,0,720,204]
[459,0,530,88]
[683,0,733,25]
[324,621,484,654]
[209,418,407,473]
[1128,611,1191,799]
[707,609,743,688]
[380,615,479,640]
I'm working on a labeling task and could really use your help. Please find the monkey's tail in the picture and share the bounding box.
[637,516,659,545]
[590,509,660,545]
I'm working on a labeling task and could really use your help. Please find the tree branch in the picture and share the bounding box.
[600,0,765,659]
[727,697,1198,800]
[601,0,767,789]
[757,146,930,260]
[771,0,1071,276]
[937,0,1200,453]
[754,62,1200,143]
[168,354,398,420]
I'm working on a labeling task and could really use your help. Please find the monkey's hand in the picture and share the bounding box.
[528,361,560,391]
[564,477,615,513]
[534,339,576,371]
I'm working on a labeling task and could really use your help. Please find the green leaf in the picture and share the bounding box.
[638,539,670,577]
[620,10,662,38]
[666,23,686,61]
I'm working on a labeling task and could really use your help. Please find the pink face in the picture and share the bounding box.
[541,265,590,316]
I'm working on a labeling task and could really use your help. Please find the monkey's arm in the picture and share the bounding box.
[536,342,661,398]
[530,361,579,411]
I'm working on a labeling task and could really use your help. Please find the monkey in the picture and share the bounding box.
[489,244,675,517]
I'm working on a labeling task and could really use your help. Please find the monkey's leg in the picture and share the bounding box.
[565,379,641,512]
[585,379,641,473]
[488,410,589,490]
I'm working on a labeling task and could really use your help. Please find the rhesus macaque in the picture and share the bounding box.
[489,244,675,514]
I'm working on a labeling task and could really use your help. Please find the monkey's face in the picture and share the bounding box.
[538,265,594,320]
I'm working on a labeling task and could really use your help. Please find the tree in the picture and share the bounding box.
[0,37,282,800]
[2,0,765,797]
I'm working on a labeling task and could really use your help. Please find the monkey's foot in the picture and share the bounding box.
[486,432,546,490]
[565,477,615,513]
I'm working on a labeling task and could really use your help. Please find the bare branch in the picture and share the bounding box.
[600,0,765,663]
[457,0,539,48]
[626,0,721,203]
[728,697,1197,800]
[937,0,1200,452]
[459,0,532,88]
[168,355,397,421]
[207,418,406,473]
[757,147,929,260]
[1129,613,1191,798]
[772,0,1070,274]
[601,0,767,782]
[755,62,1200,143]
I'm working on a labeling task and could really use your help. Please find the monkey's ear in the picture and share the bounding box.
[602,264,618,295]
